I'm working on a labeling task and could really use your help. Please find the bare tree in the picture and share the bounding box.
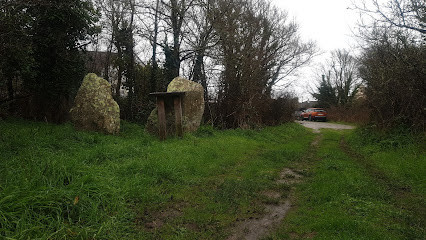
[91,0,316,127]
[328,49,360,105]
[353,0,425,36]
[151,0,160,92]
[185,0,217,100]
[211,0,316,127]
[353,0,425,130]
[95,0,137,97]
[160,0,196,81]
[312,50,360,107]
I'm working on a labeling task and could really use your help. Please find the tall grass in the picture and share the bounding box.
[0,119,312,239]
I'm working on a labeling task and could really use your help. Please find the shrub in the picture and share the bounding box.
[359,40,425,131]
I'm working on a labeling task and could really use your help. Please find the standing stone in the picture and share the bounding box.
[146,77,204,136]
[70,73,120,134]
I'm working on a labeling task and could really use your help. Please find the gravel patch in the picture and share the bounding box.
[296,121,355,133]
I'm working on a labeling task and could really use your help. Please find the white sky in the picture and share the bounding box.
[270,0,360,101]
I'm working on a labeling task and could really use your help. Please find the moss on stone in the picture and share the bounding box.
[70,73,120,134]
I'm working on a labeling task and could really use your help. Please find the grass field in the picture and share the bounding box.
[0,119,424,239]
[0,119,313,239]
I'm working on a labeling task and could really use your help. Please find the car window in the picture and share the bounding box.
[314,109,324,112]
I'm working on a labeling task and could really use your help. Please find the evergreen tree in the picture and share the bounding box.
[312,75,337,108]
[27,0,99,122]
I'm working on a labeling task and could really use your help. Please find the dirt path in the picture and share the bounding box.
[226,122,352,239]
[296,120,355,133]
[227,135,321,240]
[226,169,302,240]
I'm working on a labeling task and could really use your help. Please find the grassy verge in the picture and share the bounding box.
[347,127,425,196]
[269,128,425,239]
[0,119,313,239]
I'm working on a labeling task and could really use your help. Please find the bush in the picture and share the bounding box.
[262,94,298,126]
[207,93,297,129]
[325,101,370,124]
[359,42,425,131]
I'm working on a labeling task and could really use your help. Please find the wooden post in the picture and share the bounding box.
[156,97,166,141]
[149,92,185,140]
[174,96,183,138]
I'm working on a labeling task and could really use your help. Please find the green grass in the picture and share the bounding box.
[268,128,425,240]
[347,127,426,195]
[2,120,424,239]
[0,119,313,239]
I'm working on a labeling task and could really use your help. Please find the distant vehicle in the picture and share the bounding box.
[300,108,327,121]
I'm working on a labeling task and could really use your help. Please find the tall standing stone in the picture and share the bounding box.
[70,73,120,134]
[146,77,204,136]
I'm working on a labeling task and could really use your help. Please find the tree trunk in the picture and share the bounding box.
[7,77,14,100]
[116,46,123,98]
[170,0,183,78]
[150,0,160,92]
[192,50,208,101]
[104,38,113,84]
[126,0,136,118]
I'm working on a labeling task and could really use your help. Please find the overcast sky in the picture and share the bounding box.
[270,0,360,101]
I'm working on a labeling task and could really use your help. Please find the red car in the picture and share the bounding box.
[300,108,327,121]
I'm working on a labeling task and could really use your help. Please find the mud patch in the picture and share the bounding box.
[227,201,291,240]
[144,208,182,229]
[226,133,320,239]
[227,168,306,239]
[277,168,303,184]
[311,135,321,146]
[135,204,185,231]
[262,190,282,199]
[145,219,164,229]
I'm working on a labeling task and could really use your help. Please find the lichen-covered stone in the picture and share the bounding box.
[70,73,120,134]
[168,77,205,132]
[146,77,204,137]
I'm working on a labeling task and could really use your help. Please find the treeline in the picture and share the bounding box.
[0,0,99,122]
[311,0,425,131]
[0,0,315,128]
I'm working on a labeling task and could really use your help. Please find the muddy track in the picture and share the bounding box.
[227,134,322,240]
[226,169,300,240]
